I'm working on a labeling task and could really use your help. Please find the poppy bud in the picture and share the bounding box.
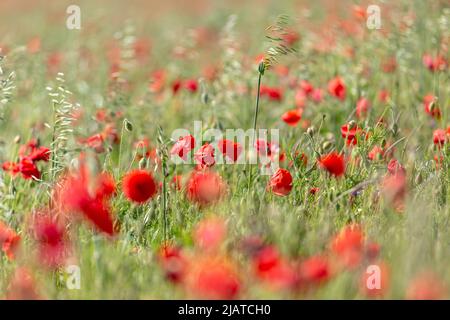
[428,99,438,113]
[258,61,265,75]
[14,135,21,144]
[201,92,209,105]
[306,126,316,137]
[139,157,147,169]
[348,120,357,129]
[124,119,133,132]
[321,141,334,153]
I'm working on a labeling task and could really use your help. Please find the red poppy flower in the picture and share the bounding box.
[352,5,367,20]
[122,170,157,204]
[170,135,195,161]
[406,272,447,300]
[423,54,447,72]
[254,140,280,160]
[267,168,293,196]
[299,80,314,95]
[260,85,283,102]
[331,224,364,269]
[2,162,19,176]
[57,159,118,236]
[433,129,447,146]
[295,89,307,108]
[300,255,330,285]
[194,143,216,168]
[368,146,384,161]
[341,123,361,145]
[172,79,182,95]
[158,244,186,284]
[282,29,300,46]
[365,242,381,261]
[218,139,242,163]
[382,169,406,212]
[95,172,116,199]
[3,140,50,180]
[311,88,323,103]
[185,255,241,299]
[281,109,302,127]
[149,69,166,93]
[253,246,299,291]
[186,170,225,206]
[378,89,389,103]
[82,134,105,153]
[387,159,405,176]
[382,56,397,73]
[6,267,41,300]
[318,152,345,177]
[28,146,50,162]
[328,76,346,100]
[0,221,21,260]
[423,94,441,119]
[184,79,198,92]
[32,214,69,269]
[193,216,226,251]
[18,158,41,180]
[356,98,370,118]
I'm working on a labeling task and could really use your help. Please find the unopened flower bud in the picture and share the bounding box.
[258,61,266,75]
[306,126,316,137]
[124,119,133,132]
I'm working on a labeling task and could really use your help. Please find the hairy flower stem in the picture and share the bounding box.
[247,66,264,190]
[161,159,168,245]
[157,126,169,245]
[117,119,127,178]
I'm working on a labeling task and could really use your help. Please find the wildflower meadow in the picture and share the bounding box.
[0,0,449,304]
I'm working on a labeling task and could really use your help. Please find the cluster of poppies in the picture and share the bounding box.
[2,139,50,180]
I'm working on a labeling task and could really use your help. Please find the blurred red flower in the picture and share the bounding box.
[356,98,370,118]
[260,85,283,102]
[433,129,447,147]
[282,109,302,127]
[170,135,195,161]
[406,272,447,300]
[186,170,226,206]
[122,170,157,204]
[267,168,293,196]
[193,216,226,251]
[331,224,364,269]
[194,143,216,168]
[0,221,20,260]
[185,255,241,299]
[184,79,198,92]
[422,54,447,72]
[341,123,361,145]
[57,158,118,236]
[253,246,299,291]
[300,255,331,285]
[218,139,242,163]
[158,244,187,284]
[423,94,441,119]
[318,152,345,177]
[32,214,69,269]
[328,76,346,100]
[2,139,50,180]
[6,267,41,300]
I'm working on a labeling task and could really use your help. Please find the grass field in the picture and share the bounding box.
[0,0,449,299]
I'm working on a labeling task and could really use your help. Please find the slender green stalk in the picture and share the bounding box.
[247,65,264,190]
